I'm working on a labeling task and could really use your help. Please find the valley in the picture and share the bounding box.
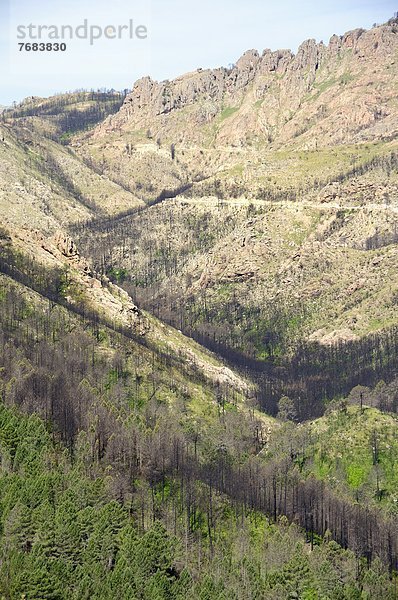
[1,15,398,599]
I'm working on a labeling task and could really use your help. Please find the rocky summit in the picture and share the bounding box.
[94,21,398,148]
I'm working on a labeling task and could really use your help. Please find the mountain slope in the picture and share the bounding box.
[1,15,398,593]
[72,20,398,201]
[93,23,398,149]
[0,121,143,233]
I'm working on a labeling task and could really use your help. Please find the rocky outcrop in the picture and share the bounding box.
[121,69,226,119]
[341,28,366,49]
[229,49,261,89]
[119,40,324,122]
[259,49,293,74]
[92,20,398,150]
[309,328,360,345]
[328,34,343,56]
[5,226,147,336]
[291,39,325,72]
[53,232,79,257]
[49,232,92,276]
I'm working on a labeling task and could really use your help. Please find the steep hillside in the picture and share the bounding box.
[1,15,398,595]
[0,226,255,406]
[73,20,398,199]
[0,120,143,233]
[77,153,398,348]
[3,90,124,141]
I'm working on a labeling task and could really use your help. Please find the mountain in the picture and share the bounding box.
[95,22,398,147]
[1,15,398,598]
[63,19,398,419]
[2,18,398,417]
[73,18,398,201]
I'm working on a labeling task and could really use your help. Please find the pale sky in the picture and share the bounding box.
[0,0,396,105]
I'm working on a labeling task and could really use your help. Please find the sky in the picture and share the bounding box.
[0,0,396,105]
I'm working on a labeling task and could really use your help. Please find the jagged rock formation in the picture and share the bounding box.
[93,20,398,148]
[53,232,79,257]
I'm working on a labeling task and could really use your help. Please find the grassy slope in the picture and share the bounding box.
[273,406,398,514]
[311,406,398,510]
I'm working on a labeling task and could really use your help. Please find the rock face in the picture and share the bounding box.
[94,20,398,149]
[50,232,92,276]
[122,69,227,121]
[3,226,147,336]
[54,233,79,257]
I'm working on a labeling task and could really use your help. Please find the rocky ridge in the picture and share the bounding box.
[93,21,398,148]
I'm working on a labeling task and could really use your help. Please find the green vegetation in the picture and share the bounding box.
[314,77,337,94]
[220,106,239,121]
[0,400,396,599]
[340,72,356,86]
[106,266,129,284]
[307,406,398,509]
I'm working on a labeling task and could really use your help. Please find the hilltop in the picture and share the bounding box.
[73,19,398,199]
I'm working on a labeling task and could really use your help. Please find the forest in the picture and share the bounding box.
[0,236,398,597]
[1,402,396,599]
